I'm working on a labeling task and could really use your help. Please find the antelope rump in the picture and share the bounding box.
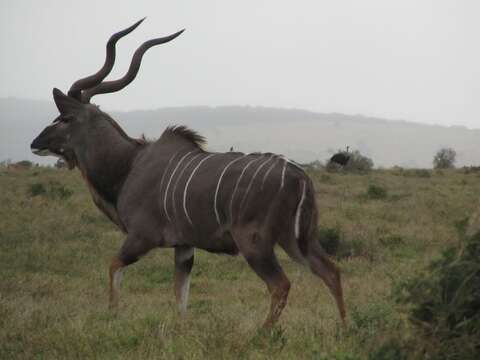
[30,19,345,328]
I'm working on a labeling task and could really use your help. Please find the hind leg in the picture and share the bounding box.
[173,246,194,314]
[307,244,346,325]
[237,234,291,328]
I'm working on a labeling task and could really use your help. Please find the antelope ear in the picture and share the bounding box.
[52,88,83,115]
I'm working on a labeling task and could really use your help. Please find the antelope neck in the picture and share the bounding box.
[76,120,143,207]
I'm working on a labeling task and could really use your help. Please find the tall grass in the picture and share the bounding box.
[1,166,479,359]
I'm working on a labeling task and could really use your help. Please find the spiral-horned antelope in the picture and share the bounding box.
[31,19,345,328]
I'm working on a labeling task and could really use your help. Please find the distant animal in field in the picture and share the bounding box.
[30,19,345,329]
[329,146,351,166]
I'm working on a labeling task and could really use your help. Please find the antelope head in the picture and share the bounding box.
[31,19,184,169]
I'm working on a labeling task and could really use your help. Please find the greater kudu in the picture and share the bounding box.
[31,20,345,328]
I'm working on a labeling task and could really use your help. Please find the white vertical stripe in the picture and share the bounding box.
[214,155,247,224]
[172,152,202,216]
[183,154,217,225]
[294,180,307,239]
[159,150,181,205]
[261,157,279,190]
[239,155,275,210]
[287,159,304,171]
[163,150,196,221]
[280,158,288,189]
[229,156,262,221]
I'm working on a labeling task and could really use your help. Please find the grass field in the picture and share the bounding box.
[1,166,479,359]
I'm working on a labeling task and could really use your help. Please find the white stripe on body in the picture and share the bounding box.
[163,150,196,221]
[280,158,288,189]
[183,154,217,225]
[171,152,202,217]
[158,150,182,209]
[294,180,307,239]
[214,155,247,225]
[239,155,275,210]
[286,159,304,171]
[261,157,280,190]
[229,156,263,221]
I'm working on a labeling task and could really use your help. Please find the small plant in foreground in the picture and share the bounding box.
[318,227,341,255]
[392,231,480,359]
[366,183,388,200]
[27,181,73,200]
[28,183,46,197]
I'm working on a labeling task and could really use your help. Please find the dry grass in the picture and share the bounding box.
[1,166,479,359]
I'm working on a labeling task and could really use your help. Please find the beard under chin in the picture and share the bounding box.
[62,152,77,170]
[53,150,77,170]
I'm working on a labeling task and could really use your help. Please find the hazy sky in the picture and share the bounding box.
[1,0,479,128]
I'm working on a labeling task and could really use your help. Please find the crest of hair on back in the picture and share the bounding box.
[163,125,207,149]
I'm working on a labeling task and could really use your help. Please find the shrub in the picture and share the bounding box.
[393,231,480,359]
[327,150,374,172]
[318,227,341,255]
[366,183,388,200]
[28,183,46,197]
[16,160,33,168]
[433,147,456,169]
[27,181,73,200]
[345,150,374,172]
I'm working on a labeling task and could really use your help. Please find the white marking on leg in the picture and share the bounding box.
[280,158,288,189]
[294,180,307,239]
[214,155,247,224]
[163,150,196,221]
[178,275,191,313]
[261,157,280,190]
[239,155,275,210]
[113,268,123,292]
[183,154,217,225]
[229,156,262,220]
[172,152,202,217]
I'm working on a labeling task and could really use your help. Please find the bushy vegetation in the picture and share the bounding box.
[28,180,73,200]
[345,150,374,172]
[390,231,480,359]
[365,183,388,200]
[327,150,374,172]
[1,166,480,358]
[433,147,456,169]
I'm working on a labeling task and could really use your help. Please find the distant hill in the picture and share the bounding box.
[1,97,479,167]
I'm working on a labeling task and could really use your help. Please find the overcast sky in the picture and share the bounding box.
[1,0,479,128]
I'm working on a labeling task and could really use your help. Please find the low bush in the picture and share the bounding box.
[318,227,341,255]
[27,181,73,200]
[28,183,46,197]
[366,184,388,200]
[391,231,480,359]
[327,150,374,172]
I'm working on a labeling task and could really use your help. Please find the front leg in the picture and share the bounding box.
[109,234,154,309]
[174,246,194,313]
